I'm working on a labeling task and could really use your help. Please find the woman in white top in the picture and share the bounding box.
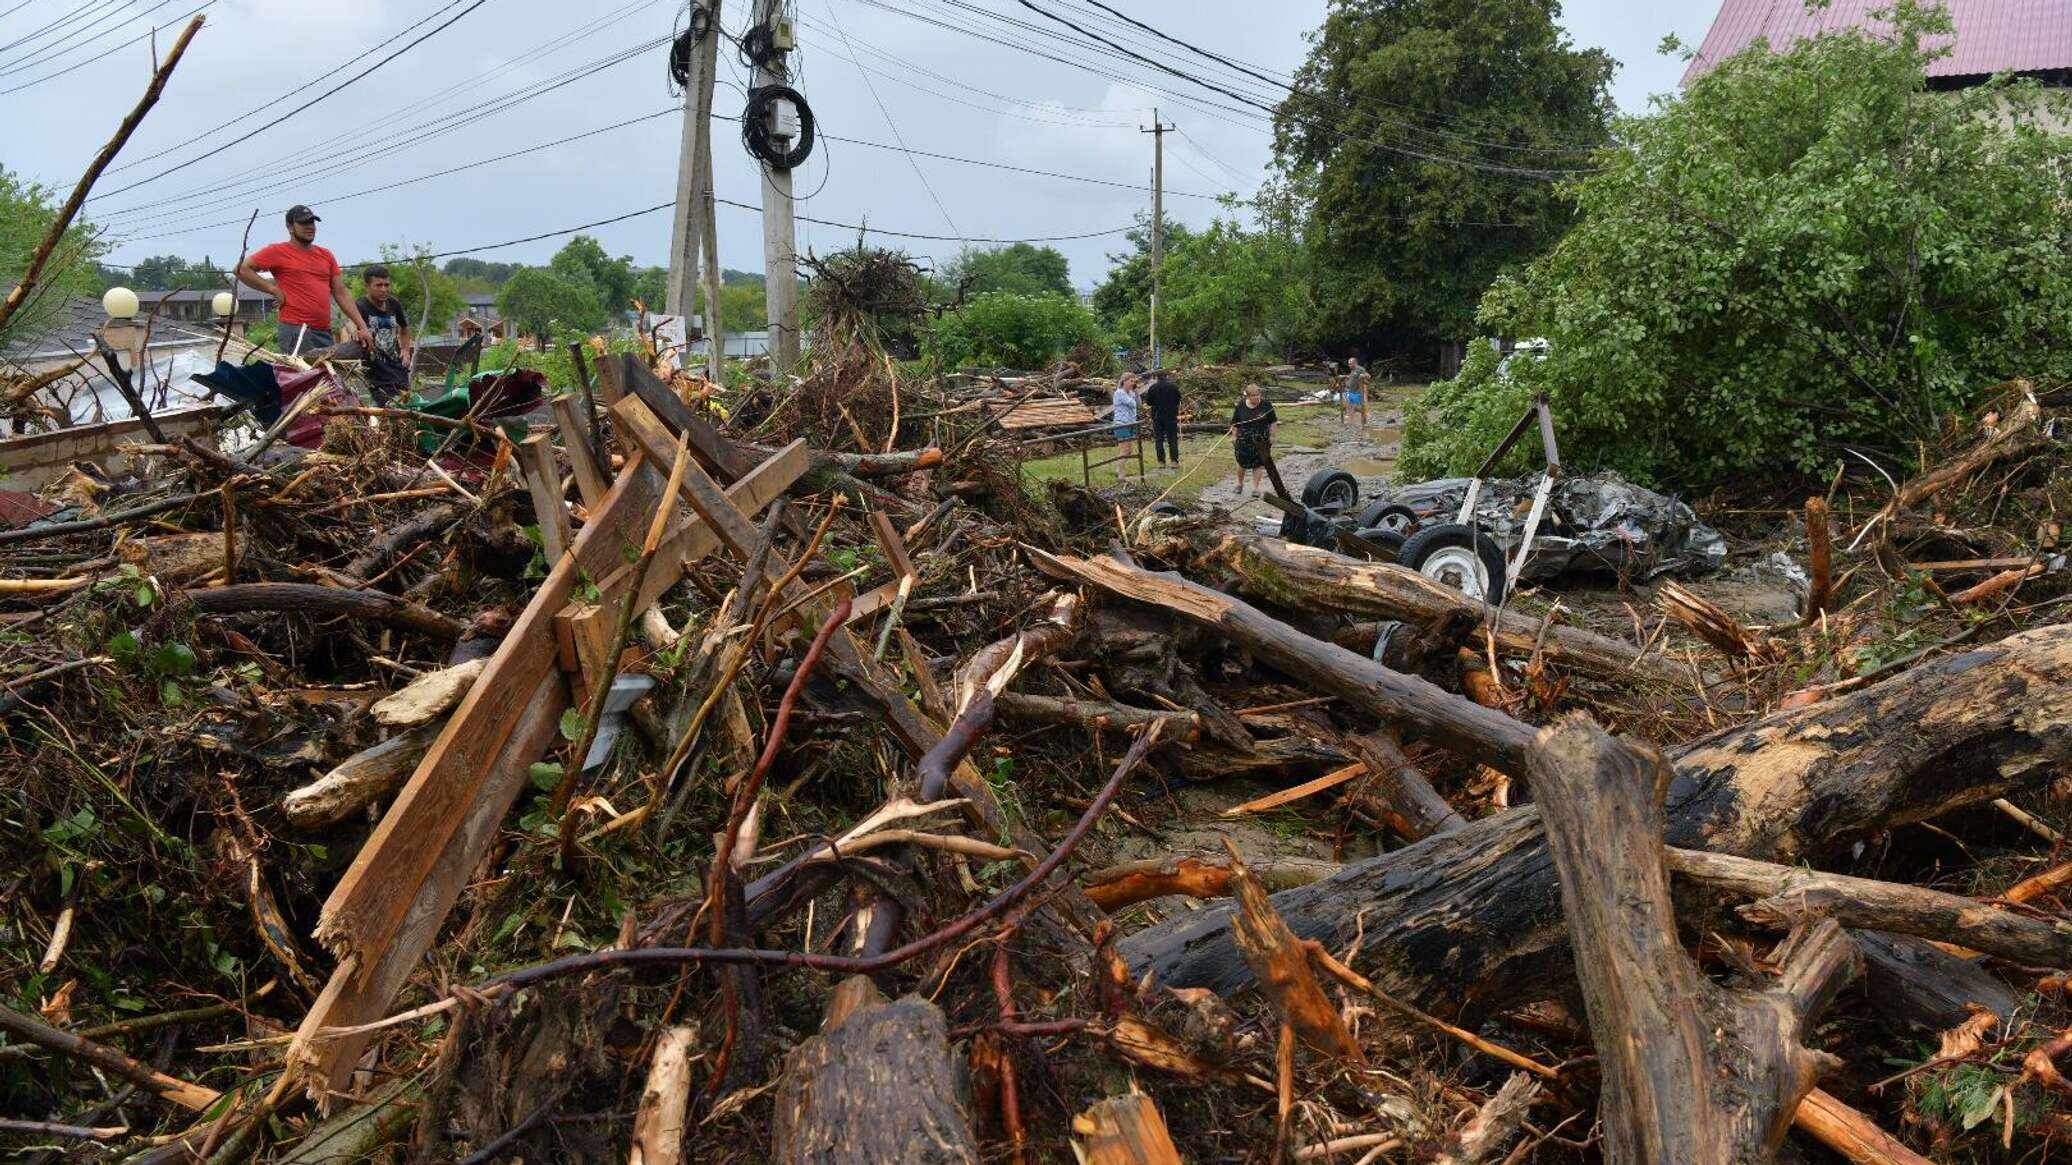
[1111,374,1141,483]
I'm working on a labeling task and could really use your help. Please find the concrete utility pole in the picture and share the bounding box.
[751,0,801,376]
[1142,109,1174,368]
[665,1,722,322]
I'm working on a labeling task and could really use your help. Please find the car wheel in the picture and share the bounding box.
[1300,468,1359,513]
[1398,522,1508,603]
[1355,502,1418,535]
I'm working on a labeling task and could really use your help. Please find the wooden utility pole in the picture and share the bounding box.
[698,146,726,383]
[751,0,801,376]
[1142,110,1174,368]
[665,1,722,321]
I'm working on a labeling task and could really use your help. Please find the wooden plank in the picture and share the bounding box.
[296,454,667,1097]
[549,394,610,508]
[868,510,917,580]
[293,665,566,1099]
[1220,764,1366,818]
[516,434,570,564]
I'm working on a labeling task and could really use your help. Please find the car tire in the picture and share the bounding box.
[1300,468,1359,513]
[1398,522,1508,603]
[1356,501,1418,535]
[1148,501,1186,517]
[1349,527,1407,562]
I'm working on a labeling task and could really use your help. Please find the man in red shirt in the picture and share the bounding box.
[236,205,372,357]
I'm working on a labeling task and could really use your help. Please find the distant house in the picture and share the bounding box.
[134,285,273,325]
[456,292,507,342]
[1686,0,2072,125]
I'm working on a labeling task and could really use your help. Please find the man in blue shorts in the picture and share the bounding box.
[1340,356,1370,428]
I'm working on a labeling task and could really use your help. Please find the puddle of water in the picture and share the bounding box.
[1340,457,1394,475]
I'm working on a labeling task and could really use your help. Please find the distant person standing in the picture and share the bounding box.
[1142,368,1182,469]
[1340,355,1371,428]
[1110,373,1141,482]
[355,265,413,403]
[1230,382,1279,498]
[236,205,372,357]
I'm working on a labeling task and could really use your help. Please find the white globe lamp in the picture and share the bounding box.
[102,286,139,320]
[211,291,235,318]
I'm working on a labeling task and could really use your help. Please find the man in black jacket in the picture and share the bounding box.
[1142,368,1182,469]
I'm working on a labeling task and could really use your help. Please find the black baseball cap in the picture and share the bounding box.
[285,205,321,225]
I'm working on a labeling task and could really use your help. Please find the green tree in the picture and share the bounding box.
[497,268,599,346]
[1090,213,1195,347]
[930,291,1101,369]
[1400,5,2072,490]
[1274,0,1613,355]
[942,242,1072,298]
[125,254,220,291]
[367,247,465,334]
[1,166,104,358]
[442,258,520,285]
[548,234,637,321]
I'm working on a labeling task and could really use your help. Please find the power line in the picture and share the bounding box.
[0,0,214,95]
[105,200,1136,272]
[111,109,679,243]
[95,31,669,227]
[0,0,170,77]
[0,0,98,56]
[823,0,960,240]
[87,0,493,202]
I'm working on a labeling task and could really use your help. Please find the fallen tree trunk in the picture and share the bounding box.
[1531,717,1859,1164]
[1665,847,2072,968]
[182,583,465,640]
[1116,621,2072,1016]
[1129,521,1677,681]
[770,977,977,1164]
[1029,549,1537,775]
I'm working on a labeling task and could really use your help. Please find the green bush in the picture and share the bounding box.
[1401,5,2072,489]
[929,291,1101,370]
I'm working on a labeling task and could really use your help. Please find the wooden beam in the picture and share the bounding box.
[605,353,753,481]
[515,434,570,564]
[550,394,610,508]
[294,454,668,1099]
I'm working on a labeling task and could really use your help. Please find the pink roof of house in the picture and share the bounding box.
[1684,0,2072,84]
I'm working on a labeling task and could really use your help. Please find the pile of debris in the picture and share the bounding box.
[0,335,2068,1165]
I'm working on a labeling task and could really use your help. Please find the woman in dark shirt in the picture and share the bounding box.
[1229,383,1279,498]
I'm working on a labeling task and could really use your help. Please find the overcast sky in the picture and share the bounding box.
[5,0,1719,292]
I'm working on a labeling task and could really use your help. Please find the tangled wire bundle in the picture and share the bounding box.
[742,84,815,170]
[666,4,712,92]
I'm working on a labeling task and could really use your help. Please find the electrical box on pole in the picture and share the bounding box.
[746,0,805,377]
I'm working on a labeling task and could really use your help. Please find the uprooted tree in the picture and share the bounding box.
[1403,3,2072,489]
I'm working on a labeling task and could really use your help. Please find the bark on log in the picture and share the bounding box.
[769,977,977,1165]
[1117,622,2072,1017]
[1665,847,2072,968]
[1530,717,1858,1165]
[1129,522,1676,681]
[182,583,465,640]
[282,723,443,829]
[341,502,466,583]
[628,1025,696,1165]
[1855,930,2019,1030]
